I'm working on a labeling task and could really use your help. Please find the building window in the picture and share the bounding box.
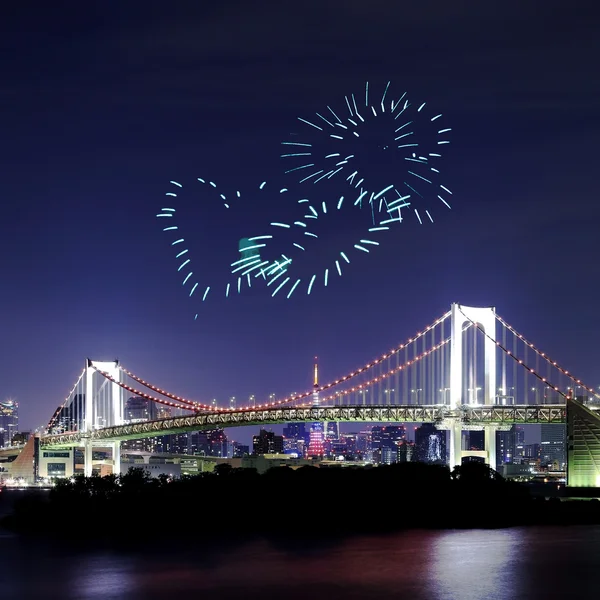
[47,463,66,474]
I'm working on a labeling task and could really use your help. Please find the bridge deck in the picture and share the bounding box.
[41,404,567,449]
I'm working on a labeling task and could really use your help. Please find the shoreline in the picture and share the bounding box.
[2,463,600,544]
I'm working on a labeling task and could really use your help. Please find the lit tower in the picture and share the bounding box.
[308,357,325,457]
[312,357,320,406]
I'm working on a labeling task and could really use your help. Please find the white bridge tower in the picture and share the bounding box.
[448,303,498,471]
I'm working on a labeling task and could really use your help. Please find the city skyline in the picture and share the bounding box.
[1,3,599,433]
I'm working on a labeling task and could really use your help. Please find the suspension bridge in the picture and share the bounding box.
[33,303,600,486]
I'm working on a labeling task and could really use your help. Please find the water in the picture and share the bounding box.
[1,523,599,599]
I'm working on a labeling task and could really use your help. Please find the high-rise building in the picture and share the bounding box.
[253,429,284,455]
[523,443,541,461]
[0,400,19,447]
[541,424,566,468]
[47,395,83,434]
[397,440,414,463]
[326,421,340,440]
[283,422,308,455]
[355,430,372,461]
[496,425,526,465]
[468,430,485,451]
[233,443,250,457]
[307,423,325,457]
[333,433,357,459]
[124,396,159,422]
[189,431,210,455]
[372,426,406,448]
[380,446,396,465]
[371,426,406,464]
[283,422,307,440]
[207,429,228,457]
[513,426,525,463]
[414,423,446,463]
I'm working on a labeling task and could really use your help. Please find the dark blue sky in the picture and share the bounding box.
[1,1,599,437]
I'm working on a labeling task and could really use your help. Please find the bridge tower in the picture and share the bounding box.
[448,303,498,471]
[84,359,122,477]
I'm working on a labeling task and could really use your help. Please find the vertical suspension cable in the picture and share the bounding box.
[535,351,540,405]
[72,382,77,433]
[394,343,400,406]
[524,343,529,404]
[502,323,507,405]
[404,344,408,405]
[385,356,394,406]
[463,326,467,404]
[378,360,382,405]
[410,342,415,405]
[473,324,478,403]
[512,332,517,405]
[419,334,425,405]
[428,327,441,404]
[440,317,445,404]
[546,354,551,404]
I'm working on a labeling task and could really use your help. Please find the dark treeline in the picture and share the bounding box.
[3,462,600,542]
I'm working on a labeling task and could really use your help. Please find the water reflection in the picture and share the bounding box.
[2,527,600,599]
[73,554,136,599]
[428,529,523,600]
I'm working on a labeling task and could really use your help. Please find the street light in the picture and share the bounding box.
[439,388,450,404]
[468,387,482,404]
[410,389,423,404]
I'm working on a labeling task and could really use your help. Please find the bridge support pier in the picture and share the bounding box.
[448,421,463,470]
[448,422,498,472]
[83,439,93,477]
[484,425,497,472]
[112,441,121,476]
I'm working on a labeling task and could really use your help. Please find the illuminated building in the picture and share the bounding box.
[371,425,406,464]
[523,443,541,460]
[307,425,325,457]
[253,429,284,455]
[122,396,163,452]
[124,396,158,422]
[189,431,210,455]
[206,428,228,457]
[0,400,19,446]
[496,425,525,465]
[355,430,372,461]
[380,446,395,465]
[331,433,357,459]
[414,423,446,463]
[283,422,308,456]
[467,430,485,451]
[47,395,82,435]
[567,399,600,486]
[326,422,340,440]
[233,442,249,457]
[541,424,566,468]
[397,440,414,462]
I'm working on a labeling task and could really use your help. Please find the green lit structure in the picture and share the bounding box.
[567,399,600,487]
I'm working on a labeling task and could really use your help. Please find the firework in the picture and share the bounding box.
[158,82,454,315]
[158,178,298,314]
[241,187,405,298]
[281,81,452,225]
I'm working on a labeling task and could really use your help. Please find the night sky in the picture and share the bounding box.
[2,2,599,441]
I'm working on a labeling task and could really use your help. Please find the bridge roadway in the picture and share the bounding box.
[40,404,567,449]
